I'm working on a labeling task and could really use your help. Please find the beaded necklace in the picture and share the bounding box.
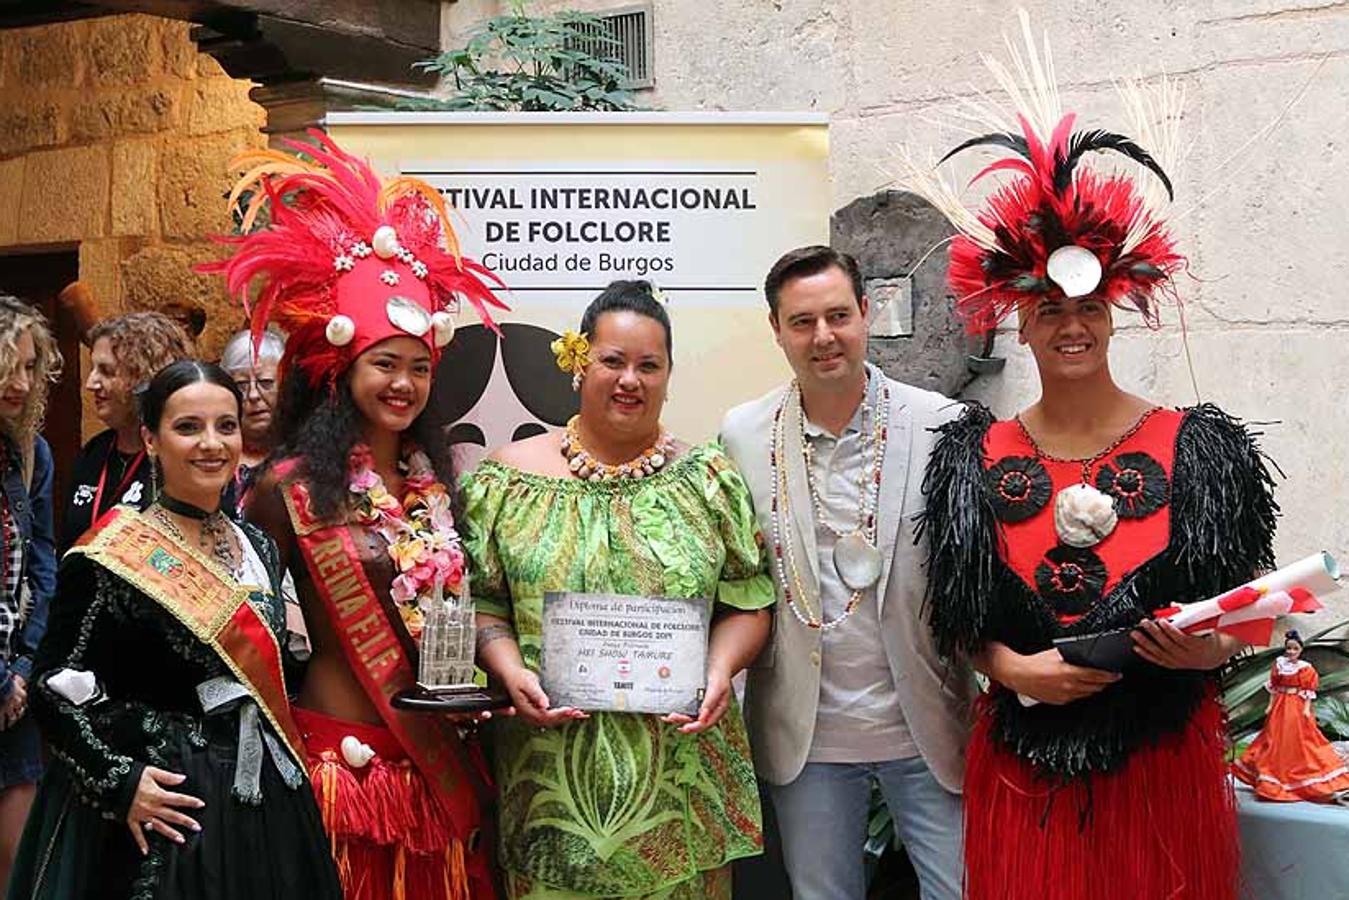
[1014,406,1160,548]
[559,415,676,481]
[768,377,890,631]
[1015,406,1160,482]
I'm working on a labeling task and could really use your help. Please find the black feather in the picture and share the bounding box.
[937,132,1032,167]
[1053,129,1174,200]
[918,403,1001,659]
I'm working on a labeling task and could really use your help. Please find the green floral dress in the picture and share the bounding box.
[461,442,773,899]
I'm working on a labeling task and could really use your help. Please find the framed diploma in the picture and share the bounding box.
[540,592,711,716]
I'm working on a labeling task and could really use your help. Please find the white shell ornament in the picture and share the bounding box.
[1053,482,1118,548]
[339,735,376,769]
[1046,245,1103,298]
[385,295,431,336]
[834,532,883,592]
[431,311,456,347]
[372,225,401,260]
[325,315,356,347]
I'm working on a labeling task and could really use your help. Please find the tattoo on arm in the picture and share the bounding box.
[475,622,517,653]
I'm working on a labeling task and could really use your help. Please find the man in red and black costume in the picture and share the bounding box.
[904,15,1277,900]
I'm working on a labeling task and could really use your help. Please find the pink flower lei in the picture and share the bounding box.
[347,443,465,639]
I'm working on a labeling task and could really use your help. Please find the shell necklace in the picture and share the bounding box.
[1016,406,1158,547]
[560,415,676,481]
[769,377,889,630]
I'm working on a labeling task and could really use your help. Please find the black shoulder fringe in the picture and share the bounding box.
[938,403,1280,779]
[1168,403,1279,596]
[919,402,1001,659]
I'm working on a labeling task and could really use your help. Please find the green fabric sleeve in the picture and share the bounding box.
[702,442,775,612]
[460,469,513,619]
[716,572,775,611]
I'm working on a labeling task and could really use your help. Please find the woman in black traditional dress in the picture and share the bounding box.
[7,361,341,900]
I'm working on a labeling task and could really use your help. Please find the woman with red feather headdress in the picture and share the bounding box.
[904,14,1277,900]
[204,131,507,900]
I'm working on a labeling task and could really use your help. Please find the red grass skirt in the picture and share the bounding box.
[964,693,1238,900]
[295,707,491,900]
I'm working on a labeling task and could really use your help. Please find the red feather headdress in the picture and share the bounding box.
[897,14,1185,334]
[202,130,508,388]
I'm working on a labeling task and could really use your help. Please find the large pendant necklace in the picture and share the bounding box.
[797,381,888,592]
[152,494,242,577]
[768,377,890,631]
[560,415,676,481]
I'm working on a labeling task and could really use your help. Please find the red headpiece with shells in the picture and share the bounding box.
[203,130,507,388]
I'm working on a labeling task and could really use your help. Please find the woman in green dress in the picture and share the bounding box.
[464,280,773,899]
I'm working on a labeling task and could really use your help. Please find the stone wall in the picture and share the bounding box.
[441,0,1349,621]
[0,13,267,436]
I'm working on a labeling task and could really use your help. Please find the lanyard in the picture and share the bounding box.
[92,444,146,520]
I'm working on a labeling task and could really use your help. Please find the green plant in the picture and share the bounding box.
[411,1,642,112]
[864,782,897,881]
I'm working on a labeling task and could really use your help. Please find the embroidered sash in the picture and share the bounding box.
[68,507,305,767]
[278,473,486,839]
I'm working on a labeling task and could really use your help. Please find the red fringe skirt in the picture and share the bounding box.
[964,693,1238,900]
[295,707,488,900]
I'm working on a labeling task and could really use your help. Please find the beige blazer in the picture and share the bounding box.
[720,376,975,792]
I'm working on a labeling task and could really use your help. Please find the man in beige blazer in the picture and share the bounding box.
[721,246,974,900]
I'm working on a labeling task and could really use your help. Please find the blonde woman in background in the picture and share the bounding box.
[0,295,61,889]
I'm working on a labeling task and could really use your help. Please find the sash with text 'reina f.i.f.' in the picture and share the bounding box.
[69,507,305,767]
[278,475,489,842]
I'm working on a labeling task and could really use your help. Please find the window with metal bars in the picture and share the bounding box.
[567,4,653,89]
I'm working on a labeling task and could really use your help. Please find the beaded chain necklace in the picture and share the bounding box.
[1015,406,1160,482]
[768,378,890,631]
[1015,406,1160,548]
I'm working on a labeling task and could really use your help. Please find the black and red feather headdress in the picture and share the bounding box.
[899,14,1185,334]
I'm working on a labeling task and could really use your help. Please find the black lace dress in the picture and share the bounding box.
[6,513,342,900]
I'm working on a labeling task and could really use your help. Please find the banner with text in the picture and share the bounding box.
[327,113,830,465]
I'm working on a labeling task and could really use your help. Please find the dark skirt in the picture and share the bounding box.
[7,715,342,900]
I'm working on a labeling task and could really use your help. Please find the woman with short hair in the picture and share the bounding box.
[218,327,285,510]
[61,311,192,551]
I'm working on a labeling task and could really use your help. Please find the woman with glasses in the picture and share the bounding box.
[218,328,284,511]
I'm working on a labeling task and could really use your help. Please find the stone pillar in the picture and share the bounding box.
[832,189,1002,399]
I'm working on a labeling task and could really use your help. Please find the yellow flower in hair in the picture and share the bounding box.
[551,329,591,376]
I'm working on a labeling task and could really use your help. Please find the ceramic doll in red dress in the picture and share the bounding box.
[1234,631,1349,802]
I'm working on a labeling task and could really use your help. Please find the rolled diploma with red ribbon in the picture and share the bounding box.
[1153,551,1340,646]
[1019,552,1340,707]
